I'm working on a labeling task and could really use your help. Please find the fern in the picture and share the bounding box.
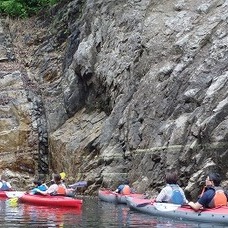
[0,0,58,18]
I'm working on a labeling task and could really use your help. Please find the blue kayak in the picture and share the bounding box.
[98,189,147,204]
[126,197,228,225]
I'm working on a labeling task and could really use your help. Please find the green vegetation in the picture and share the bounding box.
[0,0,58,18]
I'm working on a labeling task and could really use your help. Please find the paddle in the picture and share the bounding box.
[154,202,182,211]
[5,191,25,198]
[136,198,155,207]
[66,181,87,197]
[68,181,87,189]
[6,191,26,207]
[136,202,153,207]
[136,201,190,211]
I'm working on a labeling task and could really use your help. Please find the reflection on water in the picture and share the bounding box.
[0,199,82,227]
[0,197,226,227]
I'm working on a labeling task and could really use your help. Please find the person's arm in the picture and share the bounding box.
[42,183,48,189]
[188,189,212,211]
[115,185,123,193]
[188,201,203,211]
[36,184,57,195]
[156,187,168,202]
[35,189,48,195]
[7,182,12,190]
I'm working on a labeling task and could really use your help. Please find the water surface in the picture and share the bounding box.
[0,197,226,227]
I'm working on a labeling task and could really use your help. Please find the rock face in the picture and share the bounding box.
[0,19,48,187]
[0,0,227,198]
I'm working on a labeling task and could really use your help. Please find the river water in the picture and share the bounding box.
[0,197,226,227]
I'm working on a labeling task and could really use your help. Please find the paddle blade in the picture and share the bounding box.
[69,181,87,189]
[136,202,151,207]
[8,197,19,207]
[154,203,181,211]
[136,199,155,207]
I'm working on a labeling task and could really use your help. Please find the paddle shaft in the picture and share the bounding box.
[136,202,190,208]
[136,202,151,207]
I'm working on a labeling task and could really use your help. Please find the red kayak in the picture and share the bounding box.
[98,189,147,204]
[0,191,13,198]
[19,194,83,208]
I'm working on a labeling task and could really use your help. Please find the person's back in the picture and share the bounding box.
[36,174,67,196]
[31,180,48,195]
[0,174,12,191]
[53,183,67,195]
[188,172,227,211]
[208,186,227,208]
[170,184,186,204]
[115,180,131,195]
[121,185,131,195]
[198,174,227,208]
[156,169,187,205]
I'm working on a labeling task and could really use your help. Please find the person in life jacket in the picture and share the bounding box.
[115,180,131,195]
[0,174,12,191]
[35,174,67,196]
[188,172,228,211]
[155,168,187,205]
[30,179,48,195]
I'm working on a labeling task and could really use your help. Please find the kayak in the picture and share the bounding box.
[126,197,228,225]
[98,189,147,204]
[0,191,14,198]
[19,194,83,208]
[0,191,8,198]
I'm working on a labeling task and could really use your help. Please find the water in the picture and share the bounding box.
[0,197,227,227]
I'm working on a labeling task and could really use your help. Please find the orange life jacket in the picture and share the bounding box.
[122,185,131,195]
[56,185,66,195]
[208,187,227,208]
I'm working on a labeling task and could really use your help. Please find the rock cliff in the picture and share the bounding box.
[0,0,227,198]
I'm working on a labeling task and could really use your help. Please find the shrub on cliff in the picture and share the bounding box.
[0,0,58,18]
